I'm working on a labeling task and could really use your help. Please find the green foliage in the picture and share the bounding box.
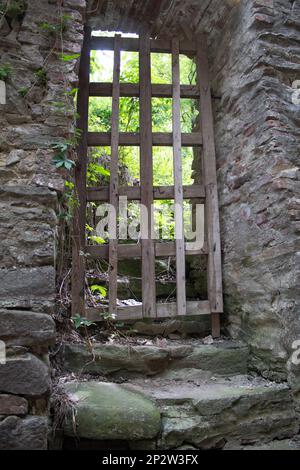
[64,87,78,97]
[90,285,107,298]
[151,53,172,84]
[0,64,12,81]
[87,162,110,183]
[52,142,75,170]
[88,235,106,245]
[0,0,26,18]
[58,180,78,222]
[86,148,110,187]
[35,68,48,86]
[100,311,117,321]
[18,87,29,97]
[39,14,71,36]
[120,52,139,84]
[60,53,80,62]
[89,97,112,132]
[39,21,59,35]
[87,49,198,240]
[72,314,95,329]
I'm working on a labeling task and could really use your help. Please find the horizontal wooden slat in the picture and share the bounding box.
[86,300,211,322]
[90,37,197,54]
[88,132,202,147]
[85,241,207,259]
[87,185,205,202]
[89,83,200,99]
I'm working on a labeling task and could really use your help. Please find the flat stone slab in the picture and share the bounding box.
[64,381,161,441]
[62,340,249,379]
[0,309,55,347]
[62,375,298,449]
[131,377,297,449]
[0,353,51,397]
[0,416,48,450]
[0,394,28,415]
[225,437,300,450]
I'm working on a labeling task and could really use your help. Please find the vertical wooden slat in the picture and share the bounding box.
[72,26,91,316]
[172,38,186,316]
[108,35,121,316]
[196,34,223,337]
[139,33,156,318]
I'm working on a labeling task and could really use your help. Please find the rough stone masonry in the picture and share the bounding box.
[0,0,300,449]
[0,0,86,450]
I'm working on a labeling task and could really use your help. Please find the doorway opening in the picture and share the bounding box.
[72,28,222,337]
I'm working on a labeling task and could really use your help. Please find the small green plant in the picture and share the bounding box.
[39,14,71,36]
[60,53,80,62]
[35,68,48,86]
[87,162,110,184]
[18,87,29,97]
[64,87,78,98]
[0,64,12,81]
[58,180,78,222]
[88,235,106,245]
[90,285,107,298]
[72,314,95,329]
[52,142,75,170]
[100,312,117,321]
[0,0,26,18]
[39,21,59,35]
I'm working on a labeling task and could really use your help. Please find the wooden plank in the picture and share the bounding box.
[88,132,202,147]
[90,36,197,54]
[139,33,156,318]
[172,38,186,317]
[86,184,205,202]
[85,242,208,259]
[89,82,200,99]
[108,35,121,317]
[71,26,91,316]
[86,300,211,322]
[197,34,223,337]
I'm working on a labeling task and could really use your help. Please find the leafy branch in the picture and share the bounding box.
[52,142,76,171]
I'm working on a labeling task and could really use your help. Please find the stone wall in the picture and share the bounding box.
[0,0,299,450]
[202,0,300,383]
[0,0,85,450]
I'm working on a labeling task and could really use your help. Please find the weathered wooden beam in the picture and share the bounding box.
[87,132,203,147]
[89,82,200,99]
[86,184,205,202]
[72,26,91,316]
[86,300,211,322]
[85,242,208,260]
[140,33,156,318]
[197,34,223,337]
[108,35,121,317]
[172,38,186,317]
[90,36,197,54]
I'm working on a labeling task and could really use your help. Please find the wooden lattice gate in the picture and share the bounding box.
[72,27,223,337]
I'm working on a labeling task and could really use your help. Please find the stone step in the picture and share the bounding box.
[61,339,249,379]
[62,375,298,449]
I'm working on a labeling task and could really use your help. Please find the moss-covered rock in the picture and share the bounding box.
[64,381,161,441]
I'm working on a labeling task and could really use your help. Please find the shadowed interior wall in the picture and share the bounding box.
[204,0,300,386]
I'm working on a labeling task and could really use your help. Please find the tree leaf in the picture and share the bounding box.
[90,285,107,298]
